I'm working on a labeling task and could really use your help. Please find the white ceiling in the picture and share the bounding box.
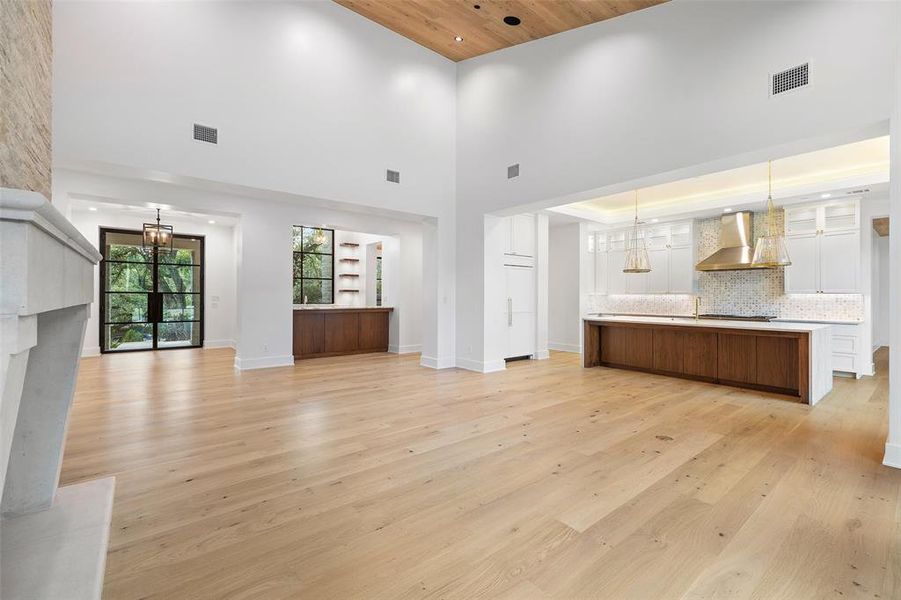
[68,196,240,227]
[549,136,890,225]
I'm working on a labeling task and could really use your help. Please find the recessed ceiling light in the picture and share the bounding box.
[88,207,98,211]
[651,218,659,223]
[208,220,216,224]
[723,208,733,213]
[820,193,832,199]
[454,35,463,42]
[503,16,521,26]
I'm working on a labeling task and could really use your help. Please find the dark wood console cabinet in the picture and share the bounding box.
[293,308,392,359]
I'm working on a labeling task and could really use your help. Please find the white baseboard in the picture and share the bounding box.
[548,342,581,354]
[389,344,421,355]
[420,355,455,369]
[81,346,100,358]
[884,442,901,469]
[204,339,235,349]
[233,355,294,371]
[534,349,550,360]
[455,357,506,373]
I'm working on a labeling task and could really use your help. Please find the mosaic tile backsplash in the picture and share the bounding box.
[589,211,864,322]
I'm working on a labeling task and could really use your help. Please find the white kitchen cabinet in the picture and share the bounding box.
[593,220,694,295]
[784,199,860,294]
[626,270,648,294]
[830,323,864,378]
[819,230,860,293]
[784,233,819,293]
[646,248,669,293]
[668,245,694,293]
[593,232,607,295]
[504,264,535,358]
[606,250,627,294]
[504,214,535,258]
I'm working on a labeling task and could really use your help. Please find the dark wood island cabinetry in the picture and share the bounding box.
[293,307,393,359]
[584,317,832,404]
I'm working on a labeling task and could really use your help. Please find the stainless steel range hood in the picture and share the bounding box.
[696,211,770,271]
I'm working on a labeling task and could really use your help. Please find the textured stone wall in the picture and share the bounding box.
[0,0,52,200]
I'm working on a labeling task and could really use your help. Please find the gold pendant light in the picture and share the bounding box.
[751,160,792,268]
[623,190,651,273]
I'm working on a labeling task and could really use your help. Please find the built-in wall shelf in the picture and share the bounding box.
[340,273,360,277]
[339,242,360,248]
[339,289,360,293]
[339,258,360,263]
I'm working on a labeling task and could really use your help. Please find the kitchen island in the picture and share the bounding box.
[583,315,833,404]
[293,306,393,359]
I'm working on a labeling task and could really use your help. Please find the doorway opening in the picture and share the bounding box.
[99,228,204,352]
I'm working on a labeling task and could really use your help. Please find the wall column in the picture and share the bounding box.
[885,10,901,468]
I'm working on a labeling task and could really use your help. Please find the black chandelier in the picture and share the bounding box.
[142,208,173,253]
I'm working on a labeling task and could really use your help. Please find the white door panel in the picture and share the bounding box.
[607,251,626,294]
[668,245,694,294]
[646,248,669,293]
[784,233,818,293]
[819,230,859,293]
[508,312,536,357]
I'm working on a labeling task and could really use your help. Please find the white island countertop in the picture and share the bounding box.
[584,314,831,333]
[293,304,393,310]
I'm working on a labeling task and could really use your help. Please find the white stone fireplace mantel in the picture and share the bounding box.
[0,187,113,599]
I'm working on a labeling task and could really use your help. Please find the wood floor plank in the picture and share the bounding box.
[59,348,901,599]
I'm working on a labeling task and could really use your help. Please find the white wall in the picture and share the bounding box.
[54,169,425,368]
[68,207,237,356]
[455,0,898,368]
[52,0,455,368]
[52,0,455,220]
[886,10,901,468]
[874,234,890,349]
[548,224,582,353]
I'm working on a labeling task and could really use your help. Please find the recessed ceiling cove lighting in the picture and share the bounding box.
[820,193,832,198]
[454,35,463,42]
[503,16,521,26]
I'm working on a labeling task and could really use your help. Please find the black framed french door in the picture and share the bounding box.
[99,228,204,353]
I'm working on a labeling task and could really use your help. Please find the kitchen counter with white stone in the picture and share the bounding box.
[293,305,392,311]
[585,314,832,333]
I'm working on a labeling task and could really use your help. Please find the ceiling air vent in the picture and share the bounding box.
[386,169,400,184]
[771,63,809,95]
[507,164,520,179]
[193,123,218,144]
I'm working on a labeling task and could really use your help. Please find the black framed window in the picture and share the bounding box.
[292,226,334,304]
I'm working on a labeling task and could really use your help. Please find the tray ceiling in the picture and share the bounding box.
[333,0,667,62]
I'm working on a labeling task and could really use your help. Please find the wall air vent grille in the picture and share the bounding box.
[771,63,809,95]
[507,164,520,179]
[386,169,400,184]
[193,123,218,144]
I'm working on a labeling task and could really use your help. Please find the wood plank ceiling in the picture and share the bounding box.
[333,0,668,62]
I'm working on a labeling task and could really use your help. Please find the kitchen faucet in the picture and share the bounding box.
[694,296,701,320]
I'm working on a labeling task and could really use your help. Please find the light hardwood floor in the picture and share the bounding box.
[61,349,900,599]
